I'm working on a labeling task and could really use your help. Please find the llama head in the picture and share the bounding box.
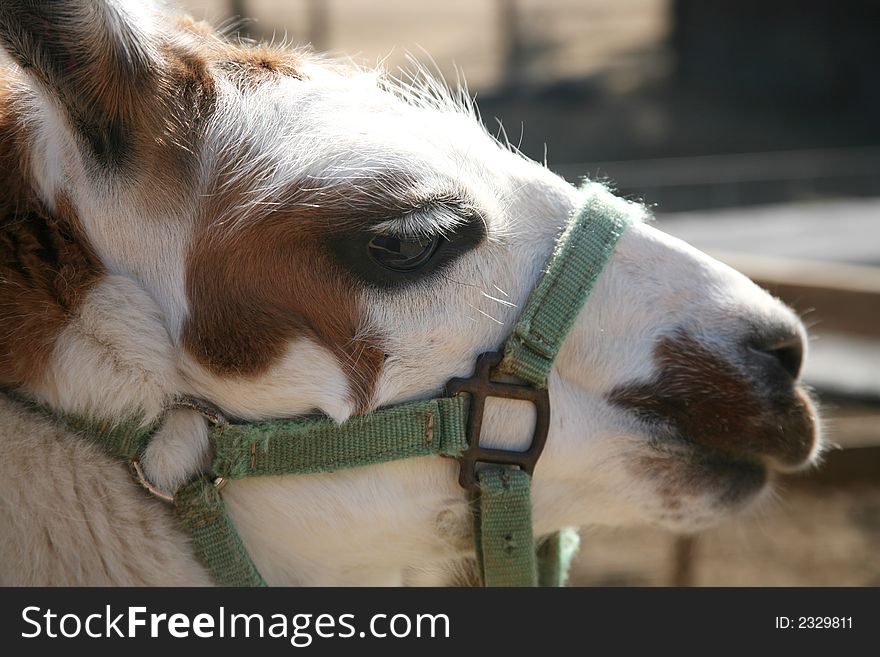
[0,0,819,576]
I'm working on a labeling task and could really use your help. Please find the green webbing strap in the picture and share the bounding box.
[13,182,633,588]
[501,185,634,387]
[0,393,268,586]
[61,414,155,461]
[1,390,156,461]
[175,478,267,587]
[169,396,470,586]
[210,397,469,479]
[474,467,537,586]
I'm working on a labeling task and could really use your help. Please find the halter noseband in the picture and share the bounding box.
[31,182,633,587]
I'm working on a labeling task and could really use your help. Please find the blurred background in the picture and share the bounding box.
[180,0,880,585]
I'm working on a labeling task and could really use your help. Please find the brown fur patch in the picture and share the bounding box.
[0,200,104,387]
[0,2,217,199]
[3,5,376,409]
[181,173,442,414]
[0,71,34,219]
[145,42,217,194]
[0,25,215,388]
[215,46,305,86]
[634,452,767,513]
[609,331,815,467]
[174,14,305,87]
[0,77,104,388]
[183,215,385,413]
[0,1,159,166]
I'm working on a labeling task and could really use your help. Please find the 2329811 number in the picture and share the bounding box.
[798,617,852,629]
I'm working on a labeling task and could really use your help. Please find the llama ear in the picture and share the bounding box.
[0,0,160,167]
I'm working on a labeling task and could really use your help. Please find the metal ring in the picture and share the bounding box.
[130,460,229,503]
[168,396,230,426]
[130,459,175,503]
[131,397,231,503]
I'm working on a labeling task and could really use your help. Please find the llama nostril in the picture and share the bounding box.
[766,341,803,379]
[748,330,805,381]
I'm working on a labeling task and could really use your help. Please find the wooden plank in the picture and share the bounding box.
[558,147,880,188]
[818,405,880,451]
[784,446,880,486]
[708,252,880,338]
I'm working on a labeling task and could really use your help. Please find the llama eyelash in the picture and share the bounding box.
[370,200,482,240]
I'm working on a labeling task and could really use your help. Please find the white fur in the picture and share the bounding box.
[32,275,179,423]
[0,395,212,586]
[141,409,211,493]
[178,339,355,423]
[1,1,821,585]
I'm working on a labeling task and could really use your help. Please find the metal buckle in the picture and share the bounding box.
[445,351,550,492]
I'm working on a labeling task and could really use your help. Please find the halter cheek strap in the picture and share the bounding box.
[31,183,634,587]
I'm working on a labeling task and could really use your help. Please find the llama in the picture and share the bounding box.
[0,0,820,586]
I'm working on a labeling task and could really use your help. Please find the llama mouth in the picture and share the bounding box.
[639,429,771,508]
[608,332,821,471]
[686,450,769,507]
[620,378,820,512]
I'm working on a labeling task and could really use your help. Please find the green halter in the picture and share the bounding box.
[30,182,632,587]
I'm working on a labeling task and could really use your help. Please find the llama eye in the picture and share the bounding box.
[367,234,441,272]
[329,206,485,289]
